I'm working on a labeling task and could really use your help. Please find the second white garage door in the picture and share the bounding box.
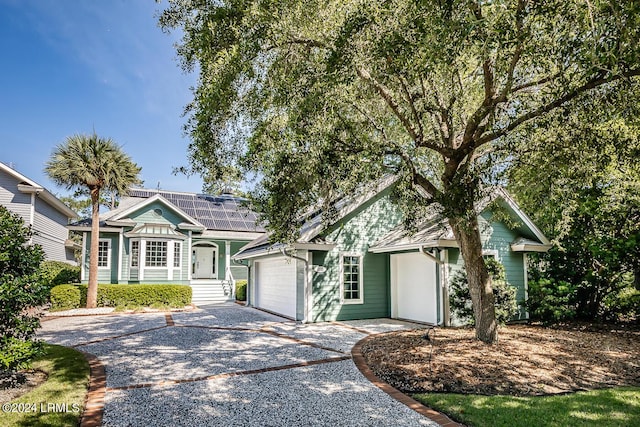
[254,257,297,319]
[391,252,439,324]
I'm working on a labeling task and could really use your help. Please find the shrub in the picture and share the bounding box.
[40,260,80,288]
[49,284,192,310]
[0,206,47,373]
[235,279,247,301]
[49,284,82,311]
[449,258,519,325]
[603,285,640,323]
[526,278,577,323]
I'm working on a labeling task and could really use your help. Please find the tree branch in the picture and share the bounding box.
[357,66,426,147]
[477,69,640,146]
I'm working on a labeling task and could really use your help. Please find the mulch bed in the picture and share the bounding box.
[0,370,48,403]
[361,324,640,396]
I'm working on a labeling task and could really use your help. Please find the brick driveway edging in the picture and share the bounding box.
[351,335,464,427]
[79,351,106,427]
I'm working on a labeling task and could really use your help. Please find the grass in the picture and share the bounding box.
[0,344,90,427]
[414,387,640,427]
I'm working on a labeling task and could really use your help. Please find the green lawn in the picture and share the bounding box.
[0,344,89,427]
[414,388,640,427]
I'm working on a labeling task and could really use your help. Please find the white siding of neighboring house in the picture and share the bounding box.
[33,195,75,263]
[0,172,32,224]
[0,168,75,264]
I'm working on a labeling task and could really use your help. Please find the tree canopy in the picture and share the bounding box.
[160,0,640,342]
[45,133,141,308]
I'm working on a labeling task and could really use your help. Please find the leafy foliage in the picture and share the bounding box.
[40,261,80,288]
[49,285,81,311]
[526,278,577,323]
[509,86,640,322]
[161,0,640,342]
[450,258,518,325]
[235,279,247,301]
[0,206,47,373]
[49,284,192,311]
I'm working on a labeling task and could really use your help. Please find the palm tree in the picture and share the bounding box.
[46,133,141,308]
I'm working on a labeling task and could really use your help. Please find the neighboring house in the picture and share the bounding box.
[68,188,265,304]
[0,162,78,264]
[233,178,551,324]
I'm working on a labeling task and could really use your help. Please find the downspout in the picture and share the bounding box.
[419,246,445,326]
[280,247,309,323]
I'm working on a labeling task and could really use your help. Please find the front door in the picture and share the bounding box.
[193,246,217,279]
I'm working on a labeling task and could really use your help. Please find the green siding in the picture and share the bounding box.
[312,192,402,322]
[129,201,185,227]
[446,212,528,322]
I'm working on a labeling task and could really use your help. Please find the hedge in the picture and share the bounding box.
[50,284,192,311]
[40,261,80,288]
[235,279,247,301]
[49,284,82,311]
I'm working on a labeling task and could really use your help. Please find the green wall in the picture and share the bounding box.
[311,190,402,322]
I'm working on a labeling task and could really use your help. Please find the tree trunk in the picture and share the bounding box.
[87,187,100,308]
[449,215,498,344]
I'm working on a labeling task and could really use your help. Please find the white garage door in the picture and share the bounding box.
[255,257,297,319]
[391,252,438,324]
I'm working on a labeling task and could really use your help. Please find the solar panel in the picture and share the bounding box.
[124,188,265,232]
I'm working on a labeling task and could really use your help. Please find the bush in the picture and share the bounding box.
[49,284,192,310]
[49,284,82,311]
[603,285,640,323]
[527,278,577,323]
[0,206,47,373]
[235,279,247,301]
[449,258,519,325]
[40,260,80,288]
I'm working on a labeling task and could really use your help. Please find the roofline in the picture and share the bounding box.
[5,165,78,219]
[495,188,551,246]
[109,194,205,228]
[300,175,397,242]
[510,242,552,253]
[233,242,336,260]
[369,239,458,253]
[67,225,122,232]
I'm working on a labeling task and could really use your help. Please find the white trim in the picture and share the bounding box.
[305,250,313,323]
[442,249,450,326]
[140,240,146,281]
[81,232,86,281]
[187,231,193,279]
[482,249,499,260]
[97,238,111,270]
[390,254,399,319]
[523,253,530,319]
[118,231,123,282]
[225,241,231,281]
[199,230,264,240]
[511,243,552,252]
[109,194,204,229]
[191,242,219,279]
[369,239,458,253]
[497,190,552,246]
[340,252,364,305]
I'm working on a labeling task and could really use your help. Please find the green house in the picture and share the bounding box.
[233,180,550,324]
[69,189,264,304]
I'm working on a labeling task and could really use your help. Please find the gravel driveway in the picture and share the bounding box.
[39,305,438,426]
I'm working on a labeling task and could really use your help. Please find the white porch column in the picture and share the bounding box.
[140,239,146,281]
[81,232,87,281]
[225,241,231,281]
[187,231,192,280]
[118,231,124,283]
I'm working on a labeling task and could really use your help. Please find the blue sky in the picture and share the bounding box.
[0,0,204,196]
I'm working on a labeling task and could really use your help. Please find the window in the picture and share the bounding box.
[146,241,168,267]
[341,254,363,304]
[97,240,110,268]
[130,240,140,268]
[173,242,181,268]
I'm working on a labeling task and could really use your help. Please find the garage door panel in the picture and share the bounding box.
[255,258,296,318]
[392,253,438,324]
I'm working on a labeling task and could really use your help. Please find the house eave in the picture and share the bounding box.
[369,239,458,253]
[510,243,552,253]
